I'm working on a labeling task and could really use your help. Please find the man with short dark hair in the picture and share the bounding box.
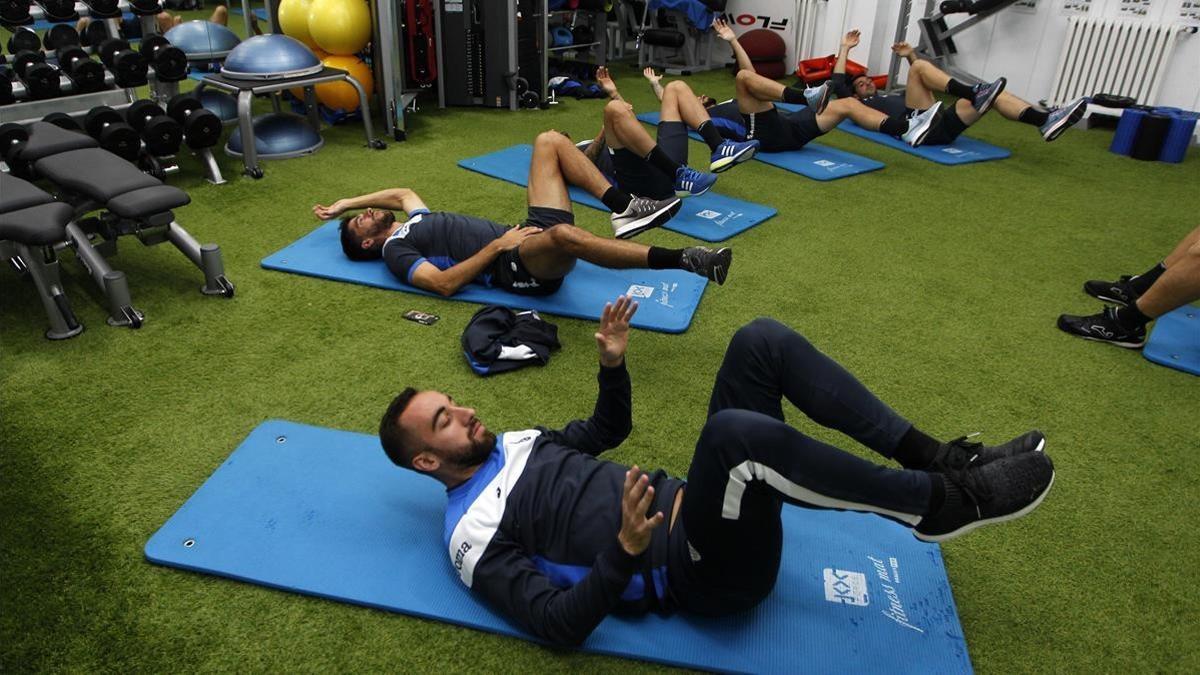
[832,29,1086,143]
[314,130,734,297]
[378,295,1056,646]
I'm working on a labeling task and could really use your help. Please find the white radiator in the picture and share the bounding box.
[1049,17,1185,107]
[793,0,821,65]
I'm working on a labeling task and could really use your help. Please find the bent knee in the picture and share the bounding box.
[734,68,757,85]
[729,317,809,357]
[546,223,586,247]
[1186,241,1200,259]
[535,129,570,147]
[603,99,633,120]
[664,79,692,96]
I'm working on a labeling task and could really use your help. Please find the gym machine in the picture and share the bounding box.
[433,0,548,111]
[886,0,1019,92]
[637,0,726,76]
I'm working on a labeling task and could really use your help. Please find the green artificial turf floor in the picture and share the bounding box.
[2,52,1199,673]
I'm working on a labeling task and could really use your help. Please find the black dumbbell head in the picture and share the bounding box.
[56,44,86,64]
[45,23,80,50]
[81,20,110,47]
[167,93,201,121]
[43,111,82,131]
[97,38,130,66]
[87,0,119,17]
[21,61,60,99]
[125,98,164,129]
[40,0,76,20]
[0,122,29,150]
[61,52,105,92]
[84,105,122,136]
[98,122,140,160]
[182,108,221,149]
[1,0,33,25]
[11,50,45,77]
[140,35,168,54]
[8,28,41,55]
[141,115,182,155]
[150,44,186,81]
[0,77,13,105]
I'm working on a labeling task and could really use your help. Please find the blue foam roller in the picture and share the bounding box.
[1159,112,1197,164]
[261,222,710,333]
[458,145,777,242]
[146,420,973,674]
[1110,108,1146,157]
[1143,304,1200,376]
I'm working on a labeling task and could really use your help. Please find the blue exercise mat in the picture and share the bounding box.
[229,7,270,19]
[146,420,973,674]
[771,103,1011,165]
[637,112,884,181]
[1144,304,1200,376]
[458,145,776,242]
[261,222,709,334]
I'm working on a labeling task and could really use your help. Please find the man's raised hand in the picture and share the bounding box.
[595,294,638,368]
[891,41,913,58]
[642,66,663,85]
[711,18,735,42]
[842,29,860,49]
[596,66,618,98]
[618,465,664,556]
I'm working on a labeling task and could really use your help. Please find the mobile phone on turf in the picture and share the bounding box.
[403,310,439,325]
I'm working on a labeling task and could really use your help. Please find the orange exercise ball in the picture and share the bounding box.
[315,54,374,111]
[290,48,329,100]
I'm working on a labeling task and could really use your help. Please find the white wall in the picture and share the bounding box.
[724,0,1200,110]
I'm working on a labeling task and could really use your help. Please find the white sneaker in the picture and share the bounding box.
[804,83,831,113]
[611,196,681,239]
[900,101,943,147]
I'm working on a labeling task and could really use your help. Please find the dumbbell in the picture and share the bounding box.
[140,35,186,82]
[128,0,161,15]
[43,111,82,131]
[10,50,61,99]
[7,27,41,55]
[0,73,13,105]
[97,38,148,88]
[36,0,78,20]
[82,0,120,17]
[80,20,111,48]
[44,23,80,51]
[166,94,222,150]
[84,106,140,160]
[0,0,33,25]
[55,45,106,92]
[0,122,32,176]
[125,99,182,156]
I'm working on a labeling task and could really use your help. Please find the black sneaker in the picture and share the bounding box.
[1056,306,1147,349]
[1083,275,1139,306]
[915,451,1055,542]
[681,246,732,285]
[971,77,1006,114]
[927,430,1045,473]
[611,196,682,239]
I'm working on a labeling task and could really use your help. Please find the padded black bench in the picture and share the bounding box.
[0,173,83,339]
[12,121,233,329]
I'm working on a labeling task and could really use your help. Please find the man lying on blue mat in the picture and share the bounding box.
[314,132,732,296]
[576,67,760,200]
[1058,224,1200,348]
[832,29,1087,144]
[377,295,1055,645]
[681,19,942,152]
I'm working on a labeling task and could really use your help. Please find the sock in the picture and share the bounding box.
[1114,304,1152,329]
[894,426,942,469]
[1018,107,1049,127]
[647,246,684,269]
[601,187,632,213]
[697,120,725,151]
[924,474,948,517]
[1129,262,1166,295]
[781,86,808,105]
[644,145,682,176]
[879,115,908,136]
[945,78,976,99]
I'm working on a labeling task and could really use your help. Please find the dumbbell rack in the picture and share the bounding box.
[1,1,176,123]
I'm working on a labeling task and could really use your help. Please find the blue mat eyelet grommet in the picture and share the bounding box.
[184,538,195,548]
[276,436,287,444]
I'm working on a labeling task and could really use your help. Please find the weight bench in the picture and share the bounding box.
[13,121,234,329]
[637,0,725,75]
[0,173,84,340]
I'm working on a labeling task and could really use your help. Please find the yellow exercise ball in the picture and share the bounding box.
[315,54,374,110]
[307,0,372,56]
[278,0,318,50]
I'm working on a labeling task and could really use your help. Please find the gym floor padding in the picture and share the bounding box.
[261,221,710,333]
[147,420,973,675]
[458,144,777,242]
[1143,304,1200,376]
